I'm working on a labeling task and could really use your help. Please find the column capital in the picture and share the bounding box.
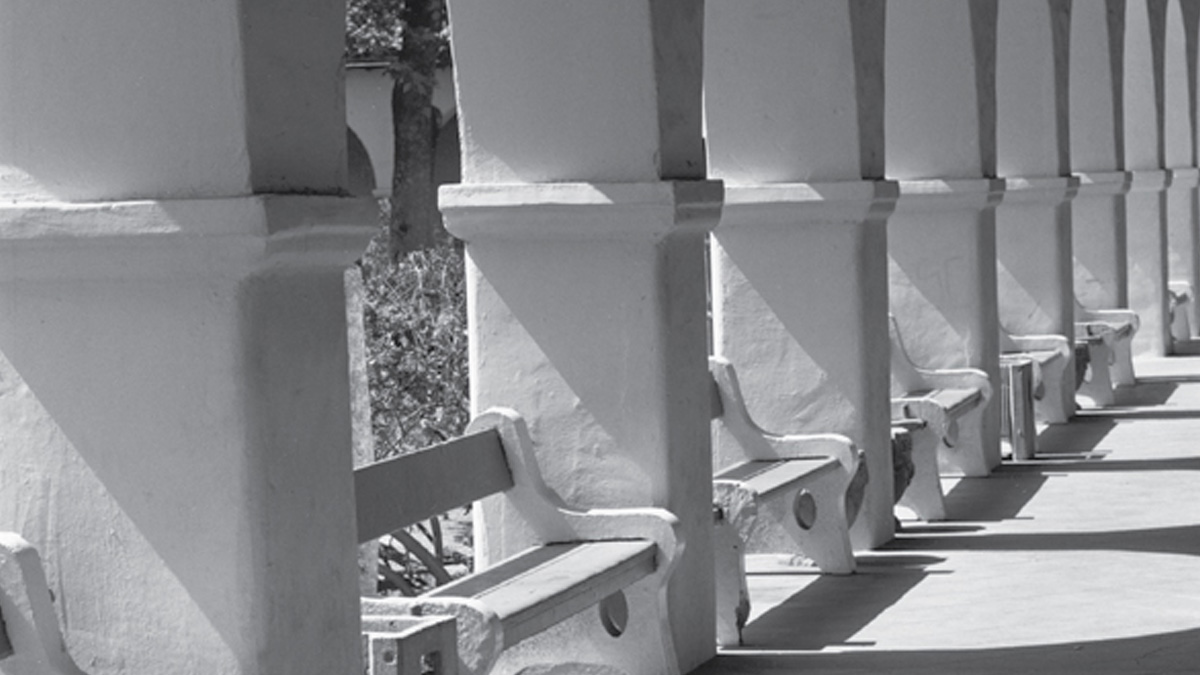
[1127,168,1172,192]
[440,181,722,242]
[1168,167,1200,189]
[1073,170,1134,196]
[718,180,898,230]
[1001,176,1081,206]
[892,178,1006,214]
[0,196,376,281]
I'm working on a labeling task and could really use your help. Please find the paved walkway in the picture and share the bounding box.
[695,357,1200,674]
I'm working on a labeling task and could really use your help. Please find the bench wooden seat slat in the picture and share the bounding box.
[427,540,657,648]
[354,428,511,543]
[714,458,839,497]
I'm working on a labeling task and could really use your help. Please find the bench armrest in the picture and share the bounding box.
[709,356,860,473]
[468,408,683,572]
[1004,333,1071,359]
[1078,308,1140,333]
[911,366,994,405]
[0,533,88,675]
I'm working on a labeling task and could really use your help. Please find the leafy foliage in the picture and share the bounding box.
[358,231,469,459]
[345,0,451,68]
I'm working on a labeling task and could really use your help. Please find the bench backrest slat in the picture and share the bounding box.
[355,428,512,543]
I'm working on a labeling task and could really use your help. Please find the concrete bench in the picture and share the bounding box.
[1075,300,1138,388]
[707,356,865,646]
[702,356,871,647]
[998,355,1037,461]
[1169,280,1193,344]
[1000,329,1072,424]
[889,420,945,521]
[888,315,994,478]
[1076,331,1117,406]
[708,356,864,570]
[356,408,682,675]
[0,533,88,675]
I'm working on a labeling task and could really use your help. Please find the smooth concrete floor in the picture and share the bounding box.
[694,356,1200,674]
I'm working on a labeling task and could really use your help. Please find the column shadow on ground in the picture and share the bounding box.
[890,523,1200,557]
[734,554,945,651]
[696,627,1200,674]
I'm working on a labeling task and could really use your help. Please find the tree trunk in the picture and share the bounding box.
[387,9,444,259]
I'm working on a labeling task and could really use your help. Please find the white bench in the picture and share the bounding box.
[999,328,1072,424]
[355,408,682,675]
[998,355,1037,461]
[888,315,994,479]
[0,533,88,675]
[1075,300,1138,388]
[1169,280,1193,344]
[1075,330,1117,406]
[708,357,864,571]
[708,356,865,646]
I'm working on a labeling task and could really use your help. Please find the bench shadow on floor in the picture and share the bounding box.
[694,372,1200,674]
[694,627,1200,674]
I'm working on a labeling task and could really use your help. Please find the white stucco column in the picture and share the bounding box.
[0,2,372,675]
[1164,0,1200,338]
[1070,0,1131,310]
[442,1,716,670]
[994,0,1077,419]
[704,1,894,549]
[1124,0,1171,357]
[885,0,1003,474]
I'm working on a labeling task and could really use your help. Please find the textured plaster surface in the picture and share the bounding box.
[1068,0,1121,173]
[884,0,995,180]
[694,355,1200,674]
[448,0,704,183]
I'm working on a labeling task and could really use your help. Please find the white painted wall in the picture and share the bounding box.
[449,0,704,183]
[996,0,1062,178]
[0,0,346,202]
[705,1,862,183]
[1070,1,1120,172]
[885,0,987,180]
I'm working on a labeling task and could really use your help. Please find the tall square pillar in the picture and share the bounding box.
[887,181,1005,475]
[704,0,894,548]
[1125,171,1172,356]
[0,2,373,673]
[444,1,716,669]
[885,1,1003,474]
